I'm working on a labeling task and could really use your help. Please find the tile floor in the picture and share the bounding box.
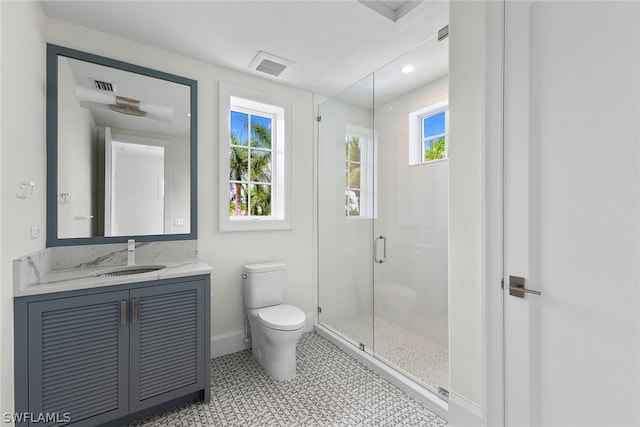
[129,332,448,426]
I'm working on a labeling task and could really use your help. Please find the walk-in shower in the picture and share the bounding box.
[316,31,449,404]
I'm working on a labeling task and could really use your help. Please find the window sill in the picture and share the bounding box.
[219,218,293,232]
[409,157,449,167]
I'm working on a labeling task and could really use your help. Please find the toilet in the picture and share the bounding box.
[243,262,306,381]
[374,283,417,329]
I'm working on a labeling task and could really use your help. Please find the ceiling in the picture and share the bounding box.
[40,0,449,98]
[64,56,191,137]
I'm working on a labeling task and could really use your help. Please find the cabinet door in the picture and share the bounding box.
[28,290,130,427]
[129,280,205,412]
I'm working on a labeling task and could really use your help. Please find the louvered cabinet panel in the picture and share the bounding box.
[129,280,205,412]
[28,290,129,427]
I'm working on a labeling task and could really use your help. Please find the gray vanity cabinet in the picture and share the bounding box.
[27,290,130,426]
[15,275,210,427]
[129,281,205,413]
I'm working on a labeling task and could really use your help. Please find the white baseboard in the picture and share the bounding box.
[448,392,482,427]
[211,311,315,358]
[211,329,250,358]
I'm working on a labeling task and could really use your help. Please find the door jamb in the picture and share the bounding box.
[483,0,506,426]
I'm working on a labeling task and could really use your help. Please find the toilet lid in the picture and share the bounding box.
[258,304,306,331]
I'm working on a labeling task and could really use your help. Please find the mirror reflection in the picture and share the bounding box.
[55,54,192,240]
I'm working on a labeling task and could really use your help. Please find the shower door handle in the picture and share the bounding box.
[374,235,386,264]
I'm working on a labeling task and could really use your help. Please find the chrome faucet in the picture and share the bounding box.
[127,239,135,266]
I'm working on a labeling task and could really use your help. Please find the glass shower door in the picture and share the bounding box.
[317,74,374,352]
[317,34,449,398]
[371,37,449,395]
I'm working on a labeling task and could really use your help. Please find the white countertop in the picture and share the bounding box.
[14,261,212,297]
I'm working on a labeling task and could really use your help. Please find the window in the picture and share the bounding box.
[219,83,292,231]
[229,109,273,217]
[422,110,447,162]
[345,134,362,216]
[344,125,374,218]
[409,101,449,165]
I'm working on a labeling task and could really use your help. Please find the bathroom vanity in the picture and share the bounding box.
[12,44,209,426]
[13,251,211,427]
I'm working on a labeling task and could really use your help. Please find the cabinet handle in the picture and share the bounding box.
[120,300,127,326]
[132,298,138,323]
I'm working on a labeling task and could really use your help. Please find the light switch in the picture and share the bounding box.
[31,225,39,239]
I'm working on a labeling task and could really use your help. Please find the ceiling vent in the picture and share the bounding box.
[438,25,449,41]
[90,78,116,93]
[249,51,294,77]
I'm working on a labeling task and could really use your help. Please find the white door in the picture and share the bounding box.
[109,141,165,236]
[504,1,640,426]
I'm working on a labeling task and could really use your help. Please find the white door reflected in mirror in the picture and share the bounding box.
[106,137,167,237]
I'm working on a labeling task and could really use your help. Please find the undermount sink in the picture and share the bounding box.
[88,264,166,278]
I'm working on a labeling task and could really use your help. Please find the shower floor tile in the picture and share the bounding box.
[330,316,449,392]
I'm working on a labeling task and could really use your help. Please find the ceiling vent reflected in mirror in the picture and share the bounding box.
[249,51,294,77]
[438,25,449,41]
[90,77,116,93]
[358,0,422,22]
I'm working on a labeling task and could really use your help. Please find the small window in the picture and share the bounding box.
[344,125,374,218]
[422,111,447,162]
[345,134,363,217]
[219,83,292,231]
[409,101,449,165]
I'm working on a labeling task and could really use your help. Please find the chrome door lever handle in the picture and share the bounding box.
[509,275,542,298]
[509,285,541,296]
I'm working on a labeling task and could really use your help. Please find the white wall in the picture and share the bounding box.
[448,0,485,423]
[169,136,190,234]
[57,56,97,238]
[0,1,47,422]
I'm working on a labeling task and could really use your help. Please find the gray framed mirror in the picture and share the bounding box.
[46,44,197,246]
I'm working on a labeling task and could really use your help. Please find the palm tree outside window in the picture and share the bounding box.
[229,109,274,217]
[219,83,292,232]
[421,110,448,163]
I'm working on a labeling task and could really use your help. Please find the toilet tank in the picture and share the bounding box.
[243,262,285,308]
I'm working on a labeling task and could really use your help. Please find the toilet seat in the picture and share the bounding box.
[258,304,305,331]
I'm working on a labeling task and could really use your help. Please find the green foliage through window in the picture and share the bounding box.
[229,111,273,216]
[424,137,446,162]
[345,136,362,216]
[421,110,447,163]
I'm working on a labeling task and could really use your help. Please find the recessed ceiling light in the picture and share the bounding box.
[401,64,415,74]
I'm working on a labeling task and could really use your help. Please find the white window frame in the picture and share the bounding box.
[219,82,292,231]
[345,124,375,219]
[409,100,449,166]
